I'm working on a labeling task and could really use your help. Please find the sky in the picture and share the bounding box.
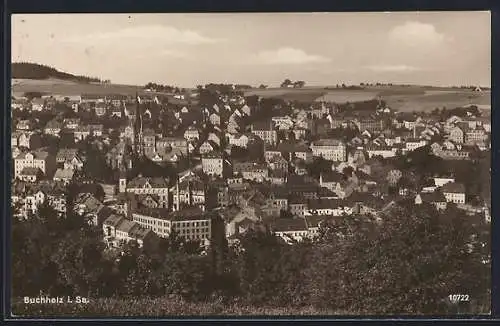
[11,12,491,88]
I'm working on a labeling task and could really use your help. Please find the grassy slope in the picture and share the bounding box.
[11,297,347,317]
[11,79,171,97]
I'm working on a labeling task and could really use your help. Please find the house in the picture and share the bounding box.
[121,175,170,208]
[184,126,200,141]
[44,119,62,136]
[441,182,466,204]
[63,118,81,130]
[16,119,35,131]
[448,126,465,144]
[228,133,250,148]
[271,218,309,244]
[56,148,84,170]
[110,106,123,118]
[251,120,277,145]
[366,144,396,158]
[89,124,104,137]
[199,140,219,155]
[305,198,352,216]
[272,115,294,130]
[53,168,75,185]
[405,139,428,151]
[207,133,221,146]
[18,167,43,182]
[239,163,269,182]
[156,137,188,155]
[240,104,251,116]
[209,112,221,126]
[31,98,45,111]
[14,150,56,179]
[310,139,347,162]
[106,141,133,170]
[103,214,155,248]
[434,176,455,187]
[319,171,345,192]
[202,152,231,178]
[95,102,107,116]
[12,131,41,149]
[465,127,487,145]
[415,191,447,210]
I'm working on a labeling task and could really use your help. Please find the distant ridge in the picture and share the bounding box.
[12,62,107,84]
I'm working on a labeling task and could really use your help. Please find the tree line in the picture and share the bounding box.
[12,192,490,314]
[12,62,103,83]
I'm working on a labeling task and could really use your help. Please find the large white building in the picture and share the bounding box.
[310,139,347,162]
[131,207,212,243]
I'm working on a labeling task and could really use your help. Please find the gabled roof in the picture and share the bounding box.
[272,218,308,232]
[103,214,125,227]
[321,171,344,183]
[53,168,74,179]
[441,182,466,194]
[418,191,447,203]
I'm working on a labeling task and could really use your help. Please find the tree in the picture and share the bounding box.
[258,84,268,89]
[280,79,292,88]
[304,204,490,314]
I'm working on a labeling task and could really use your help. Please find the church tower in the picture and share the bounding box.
[118,166,127,193]
[134,92,145,157]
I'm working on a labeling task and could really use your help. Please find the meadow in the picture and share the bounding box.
[11,78,491,113]
[245,86,490,112]
[11,78,170,98]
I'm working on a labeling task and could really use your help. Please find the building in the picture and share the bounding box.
[170,175,207,210]
[441,182,466,204]
[102,214,155,248]
[53,168,74,185]
[14,150,56,179]
[355,119,385,133]
[131,207,212,243]
[434,177,455,187]
[310,139,347,162]
[56,148,84,170]
[271,218,309,244]
[251,121,278,145]
[448,126,465,144]
[405,139,428,151]
[184,126,200,141]
[121,176,170,208]
[202,152,231,178]
[415,191,447,210]
[44,119,62,136]
[465,128,488,145]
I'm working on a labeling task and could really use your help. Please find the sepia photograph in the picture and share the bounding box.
[9,12,491,317]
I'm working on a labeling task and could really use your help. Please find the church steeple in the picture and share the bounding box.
[134,92,145,157]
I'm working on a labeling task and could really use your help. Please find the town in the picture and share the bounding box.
[11,82,491,250]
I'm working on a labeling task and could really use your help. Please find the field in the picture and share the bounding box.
[244,86,491,112]
[11,78,171,98]
[11,79,491,113]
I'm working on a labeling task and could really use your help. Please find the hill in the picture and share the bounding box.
[12,62,104,84]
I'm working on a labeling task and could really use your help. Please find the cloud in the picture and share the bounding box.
[389,21,449,47]
[253,47,330,65]
[366,65,422,72]
[65,25,222,45]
